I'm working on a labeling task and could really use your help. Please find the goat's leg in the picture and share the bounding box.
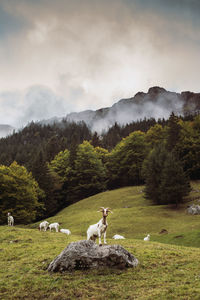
[103,231,107,244]
[98,230,102,245]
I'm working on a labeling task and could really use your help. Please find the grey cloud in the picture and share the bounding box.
[0,5,28,39]
[0,86,77,127]
[0,0,199,128]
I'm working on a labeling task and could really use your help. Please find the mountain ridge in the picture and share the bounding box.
[64,86,200,132]
[1,86,200,137]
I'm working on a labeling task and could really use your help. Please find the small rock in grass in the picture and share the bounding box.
[159,229,168,234]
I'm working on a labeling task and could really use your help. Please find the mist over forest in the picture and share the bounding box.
[1,86,200,138]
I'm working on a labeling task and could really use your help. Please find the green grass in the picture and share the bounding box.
[1,227,200,299]
[1,181,200,299]
[30,182,200,248]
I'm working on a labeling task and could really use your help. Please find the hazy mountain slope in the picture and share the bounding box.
[2,86,200,136]
[64,86,200,132]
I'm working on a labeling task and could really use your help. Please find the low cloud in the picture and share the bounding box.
[0,0,200,128]
[0,85,76,127]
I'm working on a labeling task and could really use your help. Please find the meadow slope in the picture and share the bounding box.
[32,182,200,247]
[1,182,200,299]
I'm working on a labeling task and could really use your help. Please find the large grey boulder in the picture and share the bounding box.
[48,240,139,272]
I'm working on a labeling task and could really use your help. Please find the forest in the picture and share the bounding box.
[0,112,199,224]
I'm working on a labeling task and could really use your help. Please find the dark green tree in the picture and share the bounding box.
[175,118,200,179]
[32,150,62,217]
[67,141,107,202]
[160,153,191,207]
[142,145,191,207]
[107,131,147,188]
[90,132,102,147]
[167,112,181,152]
[142,144,168,204]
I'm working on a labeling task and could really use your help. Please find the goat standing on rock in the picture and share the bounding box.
[87,207,112,246]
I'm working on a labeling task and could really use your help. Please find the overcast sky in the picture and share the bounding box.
[0,0,200,127]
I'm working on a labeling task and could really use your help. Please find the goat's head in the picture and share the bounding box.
[98,207,113,217]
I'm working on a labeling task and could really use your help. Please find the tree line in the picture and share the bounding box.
[0,113,200,223]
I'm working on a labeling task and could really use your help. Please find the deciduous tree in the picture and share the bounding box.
[0,161,44,224]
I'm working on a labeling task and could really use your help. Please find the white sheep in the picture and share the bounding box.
[7,213,14,226]
[87,207,112,245]
[60,229,71,235]
[49,222,59,232]
[112,234,125,240]
[144,234,150,241]
[39,221,49,231]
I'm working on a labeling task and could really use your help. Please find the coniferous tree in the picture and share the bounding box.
[142,144,168,204]
[142,145,191,207]
[160,153,191,207]
[167,112,181,152]
[31,150,62,217]
[90,132,102,147]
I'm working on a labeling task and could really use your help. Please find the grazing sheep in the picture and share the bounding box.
[87,207,113,245]
[49,222,59,232]
[60,229,71,235]
[39,221,49,231]
[112,234,125,240]
[144,234,150,241]
[7,213,14,226]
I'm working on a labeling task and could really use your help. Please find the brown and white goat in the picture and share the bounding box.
[87,207,112,245]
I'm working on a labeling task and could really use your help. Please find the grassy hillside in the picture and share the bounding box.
[31,181,200,248]
[1,181,200,299]
[1,226,200,299]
